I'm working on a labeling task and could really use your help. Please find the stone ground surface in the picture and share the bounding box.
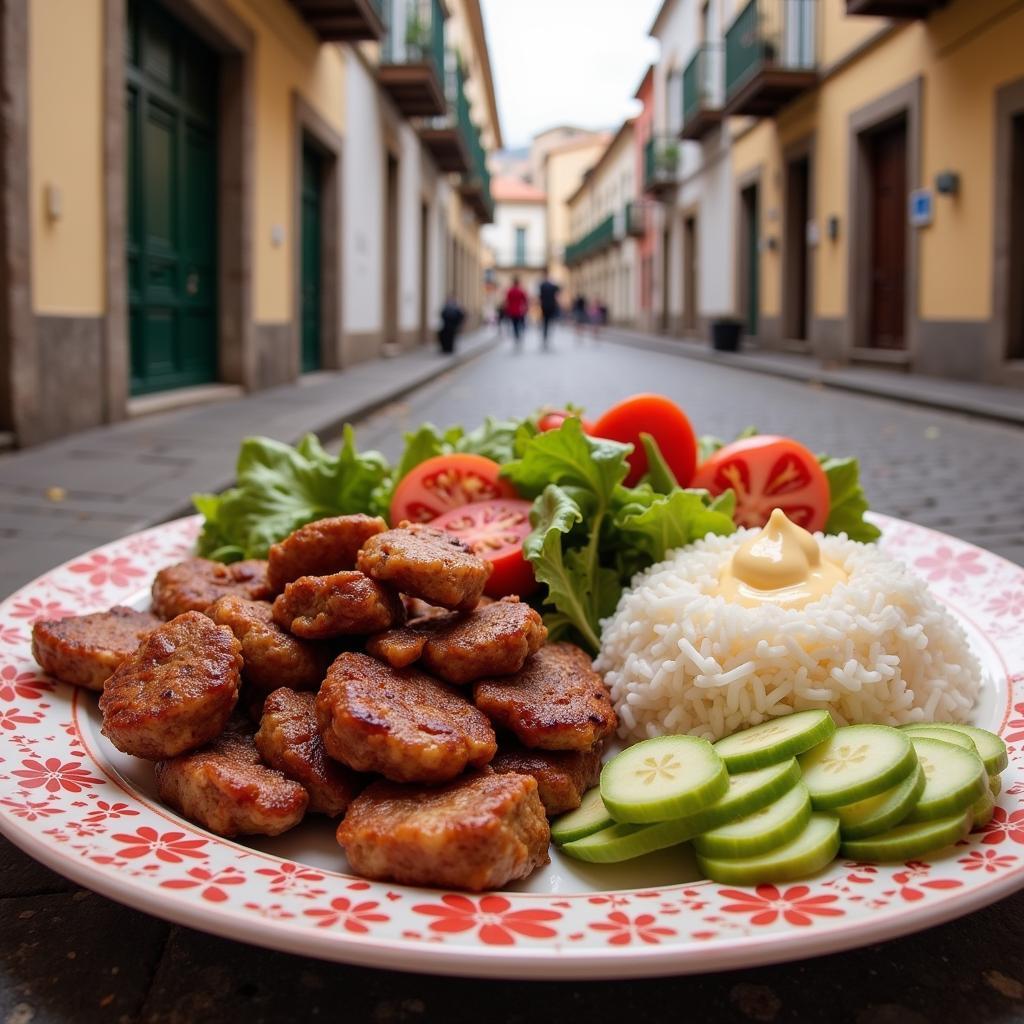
[2,323,1024,1023]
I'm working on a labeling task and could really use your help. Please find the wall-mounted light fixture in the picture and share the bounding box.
[935,171,960,196]
[45,184,62,222]
[827,215,840,242]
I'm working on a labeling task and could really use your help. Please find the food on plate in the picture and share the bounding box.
[271,571,403,639]
[832,763,926,840]
[155,722,309,837]
[537,409,593,433]
[473,642,617,751]
[151,557,270,619]
[591,393,698,487]
[99,611,243,760]
[904,722,1008,775]
[205,595,331,691]
[357,523,492,611]
[336,770,550,891]
[713,709,835,772]
[693,782,813,858]
[365,615,448,668]
[389,452,517,524]
[428,498,537,597]
[267,513,387,592]
[30,606,160,691]
[490,741,603,815]
[315,651,497,783]
[254,688,365,816]
[839,811,973,863]
[549,787,614,844]
[598,509,981,744]
[902,736,986,822]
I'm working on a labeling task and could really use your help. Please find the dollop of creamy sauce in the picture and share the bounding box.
[718,508,847,609]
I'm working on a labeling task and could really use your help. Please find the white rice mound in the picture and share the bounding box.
[596,530,982,744]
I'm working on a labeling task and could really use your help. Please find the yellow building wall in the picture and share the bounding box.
[30,0,105,316]
[546,141,607,285]
[819,0,887,68]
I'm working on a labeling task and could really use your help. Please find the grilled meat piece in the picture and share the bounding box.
[267,514,387,593]
[490,741,603,815]
[151,558,270,620]
[271,571,403,640]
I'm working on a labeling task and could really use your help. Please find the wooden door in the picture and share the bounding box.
[419,201,429,343]
[126,0,218,395]
[683,216,697,331]
[300,143,322,373]
[660,227,671,331]
[1008,113,1024,360]
[785,155,809,341]
[868,121,907,350]
[384,155,399,344]
[742,184,759,336]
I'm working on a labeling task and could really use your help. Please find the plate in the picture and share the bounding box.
[0,514,1022,979]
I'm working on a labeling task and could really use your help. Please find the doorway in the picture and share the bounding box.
[1007,112,1024,360]
[384,154,399,345]
[126,0,219,395]
[683,214,697,333]
[660,226,671,332]
[299,142,322,373]
[784,153,810,342]
[740,183,760,337]
[419,201,429,344]
[866,119,907,350]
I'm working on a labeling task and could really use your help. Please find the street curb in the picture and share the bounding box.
[602,328,1024,429]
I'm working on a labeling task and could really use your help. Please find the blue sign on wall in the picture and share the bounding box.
[909,188,933,228]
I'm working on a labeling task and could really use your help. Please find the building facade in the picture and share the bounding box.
[0,0,499,448]
[481,176,547,314]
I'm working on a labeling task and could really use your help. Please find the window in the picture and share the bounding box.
[514,226,527,265]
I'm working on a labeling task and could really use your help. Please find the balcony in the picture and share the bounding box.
[288,0,385,41]
[681,44,724,140]
[418,62,471,175]
[459,116,495,224]
[845,0,946,15]
[565,215,615,268]
[378,0,446,118]
[644,136,680,198]
[492,245,546,270]
[723,0,817,118]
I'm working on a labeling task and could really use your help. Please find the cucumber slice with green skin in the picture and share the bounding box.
[834,762,926,840]
[840,811,972,862]
[694,782,812,859]
[600,735,728,824]
[990,774,1002,798]
[904,736,986,823]
[550,787,613,845]
[919,724,1008,775]
[560,817,699,864]
[971,787,996,830]
[799,724,917,809]
[697,813,840,886]
[899,726,977,753]
[713,710,836,772]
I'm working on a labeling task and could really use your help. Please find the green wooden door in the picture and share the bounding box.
[300,144,322,374]
[126,0,218,396]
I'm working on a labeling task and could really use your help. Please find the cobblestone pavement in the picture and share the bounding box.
[2,324,1024,1024]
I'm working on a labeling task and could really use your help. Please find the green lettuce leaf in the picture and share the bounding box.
[615,489,737,564]
[640,433,678,494]
[820,455,880,542]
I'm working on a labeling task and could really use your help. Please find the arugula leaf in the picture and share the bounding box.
[820,455,881,542]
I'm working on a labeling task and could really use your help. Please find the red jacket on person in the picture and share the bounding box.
[504,285,528,319]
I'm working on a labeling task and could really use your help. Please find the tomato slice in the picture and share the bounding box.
[691,435,831,532]
[591,394,698,487]
[537,410,594,433]
[390,453,517,524]
[429,499,537,597]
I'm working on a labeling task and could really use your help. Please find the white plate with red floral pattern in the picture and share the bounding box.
[1,513,1022,979]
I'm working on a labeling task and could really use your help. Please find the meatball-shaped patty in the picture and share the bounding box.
[206,595,330,691]
[316,652,496,783]
[255,688,364,816]
[156,725,308,837]
[99,611,243,760]
[490,741,603,815]
[337,771,550,891]
[152,558,270,620]
[32,606,160,691]
[267,514,387,593]
[356,523,491,611]
[473,642,617,751]
[271,571,403,640]
[365,610,457,669]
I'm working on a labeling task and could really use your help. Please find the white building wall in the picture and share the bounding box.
[482,201,547,266]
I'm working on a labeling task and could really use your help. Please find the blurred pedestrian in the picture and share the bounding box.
[437,295,465,355]
[496,298,508,336]
[572,294,588,339]
[538,272,561,349]
[504,276,529,347]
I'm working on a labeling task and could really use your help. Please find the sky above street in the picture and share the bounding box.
[481,0,661,149]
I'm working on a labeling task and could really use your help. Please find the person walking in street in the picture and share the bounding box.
[504,276,529,347]
[538,272,561,349]
[572,294,588,340]
[437,295,465,355]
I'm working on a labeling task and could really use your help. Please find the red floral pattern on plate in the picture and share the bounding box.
[720,885,844,927]
[413,894,561,945]
[304,897,390,933]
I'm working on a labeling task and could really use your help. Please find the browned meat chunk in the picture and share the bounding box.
[151,558,270,619]
[356,523,491,611]
[473,642,617,751]
[99,611,242,760]
[206,595,330,691]
[271,571,403,639]
[365,610,457,669]
[31,606,160,691]
[156,725,308,837]
[490,742,603,815]
[315,651,496,783]
[420,597,547,685]
[267,514,387,593]
[255,687,364,816]
[336,771,550,891]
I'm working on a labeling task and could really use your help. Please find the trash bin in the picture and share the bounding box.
[710,318,743,352]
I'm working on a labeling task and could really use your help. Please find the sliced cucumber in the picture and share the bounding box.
[840,811,972,862]
[600,735,728,824]
[799,725,917,809]
[697,813,840,885]
[990,774,1002,798]
[551,787,613,845]
[905,736,986,823]
[713,710,835,772]
[971,787,996,830]
[694,782,812,859]
[834,762,926,840]
[560,817,698,864]
[922,724,1008,775]
[900,725,977,753]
